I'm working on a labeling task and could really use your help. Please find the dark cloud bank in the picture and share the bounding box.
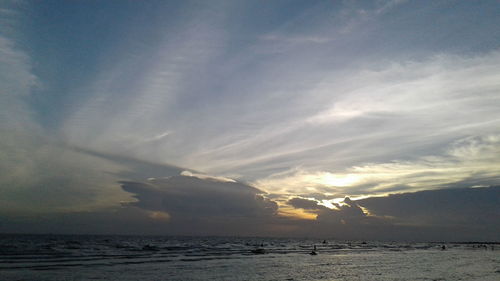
[122,177,277,217]
[3,171,498,241]
[287,187,499,241]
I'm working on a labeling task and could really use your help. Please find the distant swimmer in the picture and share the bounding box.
[251,248,266,254]
[310,245,318,255]
[441,245,446,250]
[142,244,159,251]
[322,240,327,244]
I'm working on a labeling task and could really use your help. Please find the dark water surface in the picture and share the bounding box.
[0,234,498,280]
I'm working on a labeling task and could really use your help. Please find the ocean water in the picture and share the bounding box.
[0,234,498,281]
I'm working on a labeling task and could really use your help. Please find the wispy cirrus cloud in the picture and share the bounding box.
[191,50,500,182]
[47,1,498,190]
[0,4,133,215]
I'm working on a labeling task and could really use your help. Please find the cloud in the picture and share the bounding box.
[121,174,278,219]
[0,14,139,215]
[171,50,500,182]
[61,3,229,164]
[285,186,500,241]
[2,171,498,241]
[287,196,372,224]
[43,0,499,190]
[0,36,37,126]
[180,170,236,183]
[2,1,500,240]
[106,173,289,236]
[255,134,500,200]
[288,197,323,210]
[358,186,500,228]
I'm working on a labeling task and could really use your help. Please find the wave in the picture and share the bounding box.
[0,234,484,271]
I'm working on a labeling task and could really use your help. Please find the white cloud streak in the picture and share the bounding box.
[18,1,500,205]
[59,2,500,187]
[0,8,133,215]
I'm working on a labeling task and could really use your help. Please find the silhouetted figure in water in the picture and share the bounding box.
[142,244,159,251]
[251,242,266,254]
[310,245,318,255]
[322,240,327,244]
[251,248,266,254]
[441,245,446,250]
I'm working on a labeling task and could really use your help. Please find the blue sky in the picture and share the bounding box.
[1,0,499,239]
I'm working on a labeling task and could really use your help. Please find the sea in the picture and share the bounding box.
[0,234,498,281]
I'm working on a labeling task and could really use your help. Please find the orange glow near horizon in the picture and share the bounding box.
[148,211,171,221]
[278,206,317,220]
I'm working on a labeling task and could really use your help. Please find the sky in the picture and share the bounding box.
[1,0,499,241]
